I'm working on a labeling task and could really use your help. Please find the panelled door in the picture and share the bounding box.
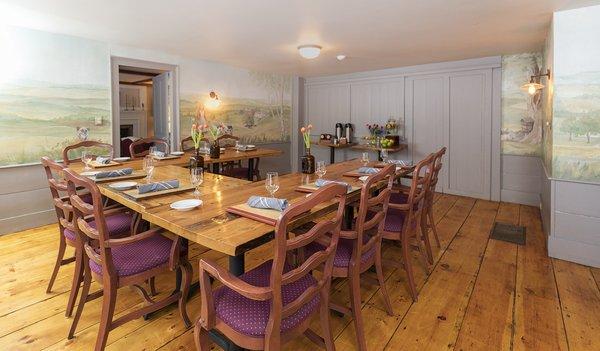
[406,69,492,199]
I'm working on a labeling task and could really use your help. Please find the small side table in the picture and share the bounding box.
[351,144,407,161]
[315,142,354,163]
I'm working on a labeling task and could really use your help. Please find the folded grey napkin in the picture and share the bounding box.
[314,179,352,192]
[357,167,380,174]
[138,179,179,194]
[246,196,288,212]
[95,156,111,164]
[153,151,166,158]
[95,168,133,179]
[387,159,410,167]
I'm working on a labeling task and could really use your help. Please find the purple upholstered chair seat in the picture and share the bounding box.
[366,209,411,233]
[63,212,132,242]
[89,233,172,276]
[213,260,319,337]
[306,236,375,268]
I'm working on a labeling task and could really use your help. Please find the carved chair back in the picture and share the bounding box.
[62,141,114,165]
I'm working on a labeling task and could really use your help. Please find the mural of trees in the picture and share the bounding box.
[249,72,292,141]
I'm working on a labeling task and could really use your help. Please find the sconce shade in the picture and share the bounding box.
[521,82,545,95]
[205,91,221,109]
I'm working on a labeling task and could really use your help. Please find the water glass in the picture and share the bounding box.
[149,146,157,156]
[265,172,280,198]
[143,155,155,180]
[361,152,370,166]
[316,161,327,179]
[81,151,93,170]
[381,149,389,163]
[190,167,204,198]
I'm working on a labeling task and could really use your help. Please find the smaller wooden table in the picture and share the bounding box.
[315,141,354,163]
[352,143,407,161]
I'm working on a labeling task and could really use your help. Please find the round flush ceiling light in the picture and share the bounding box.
[298,45,322,59]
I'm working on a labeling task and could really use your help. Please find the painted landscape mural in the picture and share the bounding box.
[501,53,543,156]
[180,72,292,143]
[0,26,110,166]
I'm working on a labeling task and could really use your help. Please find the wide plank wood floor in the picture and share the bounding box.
[1,194,599,350]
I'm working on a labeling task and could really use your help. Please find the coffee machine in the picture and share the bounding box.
[344,123,354,144]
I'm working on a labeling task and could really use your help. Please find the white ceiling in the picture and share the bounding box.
[1,0,598,77]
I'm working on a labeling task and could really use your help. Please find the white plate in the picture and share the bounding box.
[170,199,202,211]
[113,157,130,162]
[81,171,101,177]
[109,181,138,190]
[170,151,184,156]
[246,144,256,148]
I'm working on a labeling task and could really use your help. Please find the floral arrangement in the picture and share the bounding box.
[190,123,208,150]
[385,118,398,135]
[366,124,385,137]
[208,123,229,142]
[300,124,313,150]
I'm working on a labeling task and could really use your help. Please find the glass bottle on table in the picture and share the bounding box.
[265,172,280,198]
[190,167,204,198]
[381,149,389,163]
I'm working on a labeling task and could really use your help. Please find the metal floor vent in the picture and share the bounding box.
[490,222,526,245]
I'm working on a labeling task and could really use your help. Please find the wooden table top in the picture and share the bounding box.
[68,147,283,173]
[142,159,411,256]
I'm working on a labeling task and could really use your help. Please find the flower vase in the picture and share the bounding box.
[209,141,220,159]
[301,148,315,174]
[190,147,204,169]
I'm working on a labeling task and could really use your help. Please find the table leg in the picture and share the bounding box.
[247,158,255,181]
[343,204,354,230]
[330,147,335,164]
[228,254,245,277]
[377,150,383,162]
[212,162,220,174]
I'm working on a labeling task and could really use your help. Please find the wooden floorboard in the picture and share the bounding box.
[1,196,599,351]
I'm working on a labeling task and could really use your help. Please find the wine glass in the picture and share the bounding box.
[149,146,157,157]
[265,172,280,198]
[361,152,370,167]
[190,167,204,198]
[81,150,93,170]
[381,149,389,163]
[235,140,241,151]
[316,161,327,179]
[143,155,155,180]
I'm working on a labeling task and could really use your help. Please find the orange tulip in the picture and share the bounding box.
[300,127,306,133]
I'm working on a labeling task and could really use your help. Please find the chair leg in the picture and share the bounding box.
[402,235,418,302]
[348,273,367,351]
[47,236,67,293]
[68,268,91,339]
[319,289,336,351]
[178,261,192,327]
[194,323,211,351]
[420,214,434,265]
[148,277,157,296]
[95,281,117,351]
[428,206,441,247]
[65,250,84,317]
[375,242,393,316]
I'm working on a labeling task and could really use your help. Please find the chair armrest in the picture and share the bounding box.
[105,227,164,247]
[340,230,358,240]
[199,259,272,301]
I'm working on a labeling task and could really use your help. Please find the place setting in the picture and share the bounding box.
[297,161,360,194]
[226,171,290,225]
[149,146,184,160]
[169,167,205,211]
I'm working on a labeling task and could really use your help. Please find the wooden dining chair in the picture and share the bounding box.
[381,154,435,301]
[181,136,209,152]
[41,157,133,318]
[303,164,396,351]
[63,168,192,351]
[129,137,169,159]
[217,134,261,181]
[62,141,114,165]
[194,183,348,351]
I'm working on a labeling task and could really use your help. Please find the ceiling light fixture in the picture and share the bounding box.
[298,45,322,59]
[521,69,551,95]
[205,91,221,109]
[336,54,346,61]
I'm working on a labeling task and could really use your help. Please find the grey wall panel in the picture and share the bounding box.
[555,181,600,217]
[0,188,53,219]
[502,155,541,176]
[255,142,291,175]
[500,155,542,206]
[0,210,57,235]
[554,211,600,246]
[540,168,553,238]
[502,173,541,193]
[0,164,48,195]
[500,189,540,207]
[548,236,600,268]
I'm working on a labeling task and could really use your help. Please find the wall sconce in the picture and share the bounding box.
[205,91,221,109]
[521,69,551,95]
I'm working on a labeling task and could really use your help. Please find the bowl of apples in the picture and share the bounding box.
[380,137,395,149]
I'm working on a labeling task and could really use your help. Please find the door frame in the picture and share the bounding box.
[110,56,180,156]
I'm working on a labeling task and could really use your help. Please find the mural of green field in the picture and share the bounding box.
[180,95,291,144]
[0,84,111,166]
